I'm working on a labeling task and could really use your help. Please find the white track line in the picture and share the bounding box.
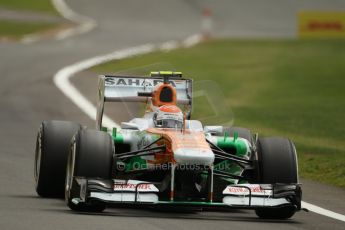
[21,34,41,44]
[52,2,345,224]
[183,34,203,48]
[51,0,97,40]
[302,201,345,222]
[21,0,96,44]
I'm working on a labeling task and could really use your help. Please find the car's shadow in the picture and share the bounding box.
[13,194,301,224]
[61,203,301,224]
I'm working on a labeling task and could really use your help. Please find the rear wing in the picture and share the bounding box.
[97,75,193,129]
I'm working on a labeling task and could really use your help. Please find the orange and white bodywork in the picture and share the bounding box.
[147,128,215,165]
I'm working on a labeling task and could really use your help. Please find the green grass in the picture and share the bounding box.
[0,0,57,14]
[0,0,60,38]
[0,20,56,38]
[92,39,345,188]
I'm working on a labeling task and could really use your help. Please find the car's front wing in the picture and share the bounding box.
[69,177,302,210]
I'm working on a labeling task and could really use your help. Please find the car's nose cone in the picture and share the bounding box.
[173,148,215,165]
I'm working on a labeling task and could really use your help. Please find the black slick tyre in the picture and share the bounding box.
[35,120,81,198]
[255,137,299,219]
[65,129,114,212]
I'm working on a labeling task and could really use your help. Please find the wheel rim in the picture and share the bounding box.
[34,126,42,187]
[65,137,76,203]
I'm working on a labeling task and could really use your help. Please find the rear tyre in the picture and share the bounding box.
[65,129,114,212]
[255,137,299,219]
[35,120,81,198]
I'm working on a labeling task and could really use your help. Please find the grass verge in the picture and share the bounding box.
[0,20,57,38]
[92,39,345,189]
[0,0,58,14]
[0,0,61,39]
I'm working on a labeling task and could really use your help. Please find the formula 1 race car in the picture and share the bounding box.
[34,71,302,219]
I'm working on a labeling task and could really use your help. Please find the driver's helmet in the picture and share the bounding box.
[153,105,183,129]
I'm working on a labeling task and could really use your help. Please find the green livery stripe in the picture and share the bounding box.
[216,137,248,156]
[113,133,124,144]
[214,160,243,183]
[125,156,148,171]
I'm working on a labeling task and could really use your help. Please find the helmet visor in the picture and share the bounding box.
[156,119,183,129]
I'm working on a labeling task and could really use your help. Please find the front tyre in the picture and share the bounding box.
[65,129,114,212]
[255,137,299,219]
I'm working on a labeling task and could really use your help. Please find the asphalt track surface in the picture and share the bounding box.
[1,0,345,229]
